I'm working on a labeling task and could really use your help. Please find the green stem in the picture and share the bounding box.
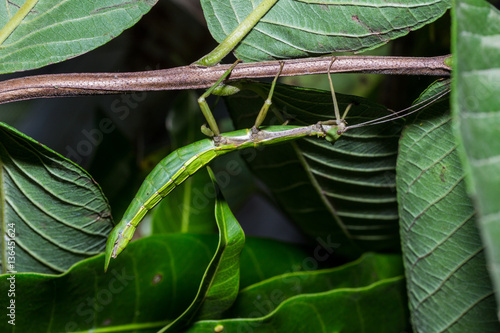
[0,0,39,46]
[196,0,279,66]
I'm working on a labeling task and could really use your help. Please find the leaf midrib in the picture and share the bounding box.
[290,140,355,243]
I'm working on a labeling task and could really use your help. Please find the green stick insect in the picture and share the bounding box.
[104,59,450,270]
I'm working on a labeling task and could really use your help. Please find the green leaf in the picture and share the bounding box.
[227,253,404,318]
[0,0,158,74]
[179,254,408,332]
[0,234,217,333]
[0,234,310,332]
[238,237,311,289]
[152,92,217,234]
[398,81,499,332]
[201,0,451,62]
[452,0,500,320]
[0,122,113,274]
[160,168,245,332]
[227,83,404,257]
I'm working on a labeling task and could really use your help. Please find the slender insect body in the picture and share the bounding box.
[106,138,222,261]
[104,124,342,269]
[105,88,449,269]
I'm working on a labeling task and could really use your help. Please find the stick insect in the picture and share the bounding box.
[104,59,450,271]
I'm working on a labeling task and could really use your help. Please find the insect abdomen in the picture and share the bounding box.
[105,139,221,268]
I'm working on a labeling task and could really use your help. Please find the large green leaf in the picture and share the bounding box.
[452,0,500,319]
[0,122,113,274]
[184,256,408,332]
[0,0,158,74]
[227,253,404,318]
[238,237,312,289]
[0,234,311,332]
[152,92,217,235]
[185,278,406,332]
[160,168,245,332]
[201,0,451,62]
[0,234,216,333]
[227,83,404,257]
[398,82,499,332]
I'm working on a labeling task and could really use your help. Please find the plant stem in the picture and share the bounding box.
[0,55,451,105]
[196,0,279,65]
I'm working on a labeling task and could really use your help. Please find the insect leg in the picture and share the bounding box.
[0,0,39,46]
[198,60,241,137]
[252,62,285,130]
[327,57,344,125]
[322,57,352,141]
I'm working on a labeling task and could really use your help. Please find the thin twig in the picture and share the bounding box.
[0,55,451,105]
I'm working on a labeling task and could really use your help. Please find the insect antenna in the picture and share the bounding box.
[346,82,451,131]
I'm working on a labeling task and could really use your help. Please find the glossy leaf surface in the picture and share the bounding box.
[0,234,311,332]
[185,254,408,332]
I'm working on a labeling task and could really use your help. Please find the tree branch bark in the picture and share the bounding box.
[0,55,451,104]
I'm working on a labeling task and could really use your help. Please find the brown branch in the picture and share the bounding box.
[0,55,451,104]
